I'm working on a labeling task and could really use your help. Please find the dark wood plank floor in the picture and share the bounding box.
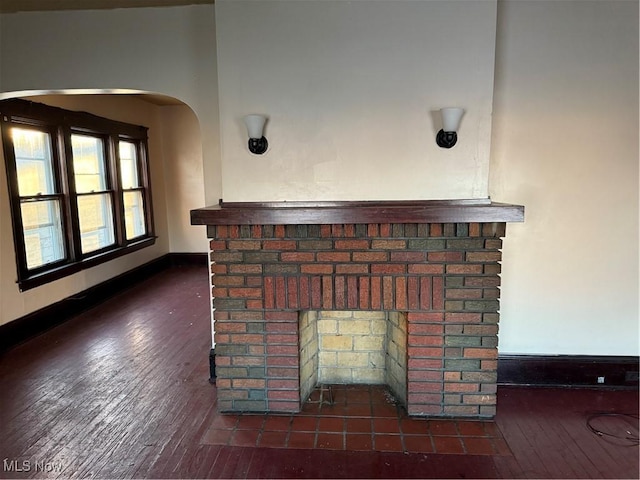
[1,265,638,479]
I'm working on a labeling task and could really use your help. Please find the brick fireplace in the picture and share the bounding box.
[191,200,524,418]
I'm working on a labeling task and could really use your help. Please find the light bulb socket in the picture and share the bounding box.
[436,129,458,149]
[248,136,268,155]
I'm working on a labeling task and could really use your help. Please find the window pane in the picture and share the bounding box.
[20,199,65,269]
[12,128,56,196]
[119,141,140,189]
[77,194,115,254]
[123,191,146,239]
[72,134,107,193]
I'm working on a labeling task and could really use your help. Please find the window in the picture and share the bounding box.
[1,99,155,290]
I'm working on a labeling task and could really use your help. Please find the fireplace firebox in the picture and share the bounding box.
[191,200,524,418]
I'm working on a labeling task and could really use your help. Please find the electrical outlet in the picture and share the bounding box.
[597,376,605,384]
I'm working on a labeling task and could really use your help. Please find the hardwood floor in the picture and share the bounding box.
[1,265,637,479]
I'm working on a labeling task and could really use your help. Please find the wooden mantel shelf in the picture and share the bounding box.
[190,199,524,226]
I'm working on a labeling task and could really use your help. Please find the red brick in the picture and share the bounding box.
[407,312,444,323]
[264,311,298,321]
[275,277,286,309]
[216,323,247,333]
[408,370,443,382]
[232,379,265,389]
[252,225,263,238]
[214,226,228,238]
[249,345,265,355]
[274,225,286,238]
[229,288,262,298]
[408,348,444,359]
[210,240,227,250]
[466,252,502,262]
[266,334,297,345]
[359,277,370,309]
[367,224,379,236]
[267,367,299,378]
[331,224,344,237]
[429,224,443,236]
[408,324,444,335]
[267,345,298,355]
[481,360,498,370]
[320,225,332,237]
[469,223,481,237]
[266,322,298,333]
[444,383,479,393]
[267,401,299,412]
[212,287,228,298]
[246,300,263,309]
[268,390,299,400]
[216,378,231,390]
[395,277,407,310]
[446,289,482,299]
[408,393,442,404]
[353,251,387,262]
[211,264,227,274]
[408,264,444,274]
[390,251,427,262]
[371,264,406,274]
[311,277,322,309]
[228,225,240,238]
[432,277,444,310]
[371,277,382,309]
[301,264,333,274]
[427,251,463,262]
[444,372,461,381]
[230,334,264,344]
[268,379,299,389]
[380,224,391,236]
[216,356,231,366]
[227,265,261,276]
[264,277,275,309]
[347,276,358,309]
[281,252,315,262]
[233,357,265,366]
[299,277,310,309]
[383,276,394,310]
[335,239,370,250]
[344,224,355,237]
[420,277,431,310]
[322,276,333,309]
[371,239,406,250]
[446,264,484,274]
[334,276,346,309]
[228,240,261,250]
[445,313,482,323]
[408,277,419,310]
[407,360,443,372]
[408,336,443,346]
[263,240,297,250]
[246,276,262,287]
[317,252,351,262]
[335,264,369,274]
[410,382,444,392]
[267,356,298,366]
[285,277,297,309]
[464,348,498,359]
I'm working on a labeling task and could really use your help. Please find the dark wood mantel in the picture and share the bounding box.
[190,199,524,226]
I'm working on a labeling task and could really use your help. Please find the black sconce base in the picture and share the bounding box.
[436,130,458,149]
[248,137,268,155]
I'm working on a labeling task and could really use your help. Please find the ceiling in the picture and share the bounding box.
[0,0,214,14]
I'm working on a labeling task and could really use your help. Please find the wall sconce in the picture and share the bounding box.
[436,108,464,149]
[243,114,268,154]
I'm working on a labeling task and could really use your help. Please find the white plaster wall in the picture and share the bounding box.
[216,0,497,202]
[159,105,208,252]
[490,0,639,355]
[0,4,221,205]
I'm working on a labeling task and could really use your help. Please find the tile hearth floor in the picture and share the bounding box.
[201,384,511,455]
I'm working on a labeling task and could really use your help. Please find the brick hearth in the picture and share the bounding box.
[192,201,524,418]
